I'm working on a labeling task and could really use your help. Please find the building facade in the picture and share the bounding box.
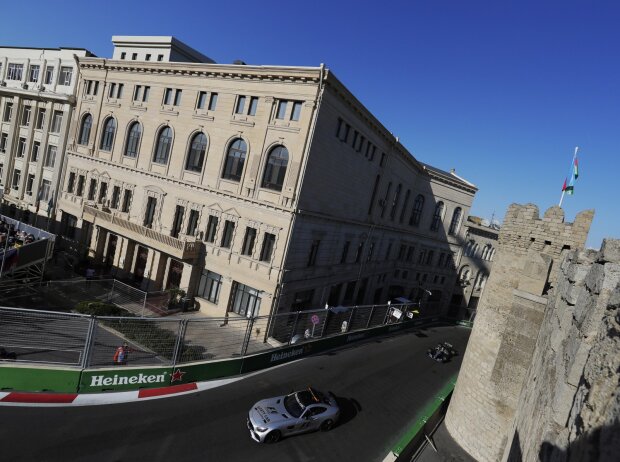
[55,36,478,318]
[0,46,93,223]
[448,216,499,319]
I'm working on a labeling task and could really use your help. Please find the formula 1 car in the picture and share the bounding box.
[427,342,457,363]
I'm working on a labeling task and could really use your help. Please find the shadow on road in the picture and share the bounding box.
[333,395,362,427]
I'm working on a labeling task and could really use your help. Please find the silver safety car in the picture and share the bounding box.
[247,387,340,443]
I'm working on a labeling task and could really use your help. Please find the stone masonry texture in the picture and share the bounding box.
[445,204,594,461]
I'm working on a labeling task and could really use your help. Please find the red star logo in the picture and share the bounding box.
[170,369,186,383]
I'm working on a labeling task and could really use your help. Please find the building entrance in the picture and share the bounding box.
[134,246,148,283]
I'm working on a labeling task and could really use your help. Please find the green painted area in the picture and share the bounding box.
[0,365,82,393]
[391,373,458,456]
[79,367,173,393]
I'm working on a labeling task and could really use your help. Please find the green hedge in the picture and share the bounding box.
[74,301,133,317]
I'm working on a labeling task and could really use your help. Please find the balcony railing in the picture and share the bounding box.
[83,205,201,260]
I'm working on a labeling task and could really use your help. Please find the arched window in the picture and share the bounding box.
[153,126,173,164]
[482,244,492,260]
[78,114,92,145]
[474,272,488,291]
[430,201,444,231]
[471,243,479,258]
[221,138,247,181]
[489,247,496,261]
[124,122,142,158]
[99,117,116,151]
[448,207,462,235]
[465,240,475,256]
[459,266,471,283]
[261,145,288,191]
[409,194,425,226]
[185,132,208,172]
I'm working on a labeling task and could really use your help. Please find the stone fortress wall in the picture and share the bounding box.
[502,239,620,461]
[445,204,595,461]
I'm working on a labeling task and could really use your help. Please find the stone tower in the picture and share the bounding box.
[445,204,594,461]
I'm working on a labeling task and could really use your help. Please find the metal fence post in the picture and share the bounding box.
[171,319,188,366]
[366,305,375,328]
[320,309,329,337]
[288,311,300,345]
[142,290,147,318]
[81,316,98,369]
[347,306,355,332]
[241,316,256,357]
[383,302,392,325]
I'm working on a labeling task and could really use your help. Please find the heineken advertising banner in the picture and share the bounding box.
[168,358,244,385]
[0,365,81,393]
[79,367,173,393]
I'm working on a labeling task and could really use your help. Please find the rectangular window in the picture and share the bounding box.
[143,196,157,228]
[31,142,40,162]
[235,95,246,114]
[121,189,132,212]
[0,133,7,152]
[26,174,34,195]
[4,103,13,122]
[36,109,46,129]
[229,281,262,318]
[276,100,287,119]
[367,242,375,262]
[21,106,31,126]
[12,169,21,189]
[291,101,302,121]
[28,65,40,82]
[248,97,258,116]
[44,66,54,85]
[173,89,182,106]
[17,137,26,157]
[241,227,257,256]
[220,220,235,248]
[7,63,23,80]
[259,233,275,262]
[197,270,222,303]
[44,145,57,168]
[59,66,73,86]
[132,53,137,60]
[157,54,164,62]
[307,239,320,267]
[186,209,200,236]
[87,178,97,201]
[110,185,120,208]
[142,86,149,102]
[145,54,151,61]
[354,242,364,263]
[50,111,63,133]
[40,179,51,201]
[134,85,149,102]
[171,205,185,238]
[67,172,76,194]
[98,181,108,204]
[351,130,359,148]
[163,88,173,105]
[205,215,218,243]
[133,85,141,101]
[61,212,78,240]
[76,175,85,197]
[208,93,218,111]
[117,83,124,99]
[109,83,116,98]
[341,241,350,264]
[197,91,207,109]
[120,52,126,60]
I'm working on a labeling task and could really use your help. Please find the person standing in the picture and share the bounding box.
[113,342,129,365]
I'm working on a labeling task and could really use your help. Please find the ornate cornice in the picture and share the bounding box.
[78,57,323,85]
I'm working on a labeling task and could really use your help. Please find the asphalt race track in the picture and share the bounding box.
[0,325,470,462]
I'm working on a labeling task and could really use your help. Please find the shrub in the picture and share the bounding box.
[74,301,133,317]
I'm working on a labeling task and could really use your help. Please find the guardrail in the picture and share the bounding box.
[0,302,453,393]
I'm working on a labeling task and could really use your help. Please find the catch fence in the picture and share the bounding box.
[0,302,422,369]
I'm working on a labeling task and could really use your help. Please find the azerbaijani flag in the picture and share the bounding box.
[573,157,579,179]
[562,178,574,195]
[561,148,579,195]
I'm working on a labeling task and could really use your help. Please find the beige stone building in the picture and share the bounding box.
[0,46,92,223]
[56,36,478,318]
[448,216,499,319]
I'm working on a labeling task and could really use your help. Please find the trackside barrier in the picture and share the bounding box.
[386,373,458,461]
[0,316,446,393]
[0,365,82,393]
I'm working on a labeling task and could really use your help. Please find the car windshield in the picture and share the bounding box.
[283,394,304,418]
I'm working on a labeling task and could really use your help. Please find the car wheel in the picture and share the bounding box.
[264,430,281,444]
[321,419,335,431]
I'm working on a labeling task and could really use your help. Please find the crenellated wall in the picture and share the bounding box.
[445,204,594,462]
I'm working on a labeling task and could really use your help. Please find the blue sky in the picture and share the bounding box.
[1,0,618,248]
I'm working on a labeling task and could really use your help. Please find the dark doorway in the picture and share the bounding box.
[104,234,118,272]
[166,259,183,289]
[133,246,148,283]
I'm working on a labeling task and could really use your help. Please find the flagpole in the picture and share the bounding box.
[559,146,579,208]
